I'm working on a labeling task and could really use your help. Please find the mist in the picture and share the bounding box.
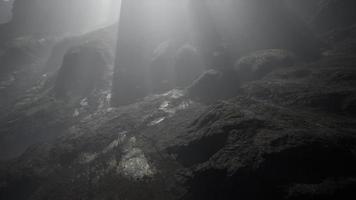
[1,0,356,200]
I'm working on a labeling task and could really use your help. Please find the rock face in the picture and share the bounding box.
[172,98,356,200]
[1,43,356,199]
[54,46,109,99]
[1,1,356,200]
[44,24,117,74]
[0,24,117,160]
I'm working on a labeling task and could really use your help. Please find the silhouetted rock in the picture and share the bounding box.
[174,44,205,88]
[148,41,176,93]
[54,46,109,99]
[188,69,239,103]
[1,48,356,199]
[44,25,117,74]
[148,43,205,93]
[176,99,356,199]
[1,1,356,200]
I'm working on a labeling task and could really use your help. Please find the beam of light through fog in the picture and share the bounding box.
[95,0,121,26]
[138,0,189,35]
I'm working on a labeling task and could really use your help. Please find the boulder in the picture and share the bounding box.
[187,69,239,103]
[174,44,205,88]
[148,43,205,93]
[54,46,109,99]
[44,24,117,74]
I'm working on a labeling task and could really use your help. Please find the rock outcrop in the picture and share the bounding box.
[1,44,356,199]
[54,46,109,99]
[1,1,356,200]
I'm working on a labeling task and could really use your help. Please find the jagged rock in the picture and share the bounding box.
[234,49,297,82]
[170,98,356,200]
[1,48,356,199]
[187,69,240,103]
[1,1,356,200]
[240,53,356,115]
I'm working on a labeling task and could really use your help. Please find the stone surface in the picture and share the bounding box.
[0,1,356,200]
[54,46,109,99]
[234,49,297,82]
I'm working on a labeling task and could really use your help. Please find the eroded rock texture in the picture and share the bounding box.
[0,1,356,200]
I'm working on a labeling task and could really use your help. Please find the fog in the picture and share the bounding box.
[0,0,14,24]
[1,1,356,200]
[2,0,121,36]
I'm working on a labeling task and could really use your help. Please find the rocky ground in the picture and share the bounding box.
[0,25,356,199]
[0,0,356,199]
